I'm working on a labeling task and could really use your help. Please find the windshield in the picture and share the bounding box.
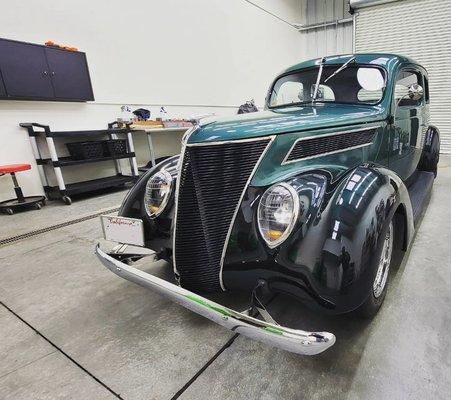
[269,65,387,108]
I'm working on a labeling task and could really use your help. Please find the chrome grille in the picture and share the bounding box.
[285,128,376,163]
[174,138,272,292]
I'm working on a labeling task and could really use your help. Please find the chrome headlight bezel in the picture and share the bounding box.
[144,169,174,218]
[257,182,300,249]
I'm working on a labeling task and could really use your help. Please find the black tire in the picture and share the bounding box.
[356,219,395,318]
[5,208,14,215]
[34,203,42,210]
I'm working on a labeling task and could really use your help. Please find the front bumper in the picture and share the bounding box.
[95,244,335,355]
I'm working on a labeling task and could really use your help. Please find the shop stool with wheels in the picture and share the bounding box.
[0,164,46,215]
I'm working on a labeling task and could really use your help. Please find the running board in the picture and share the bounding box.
[407,171,435,225]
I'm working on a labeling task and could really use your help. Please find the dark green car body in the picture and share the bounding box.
[189,54,429,184]
[120,53,440,314]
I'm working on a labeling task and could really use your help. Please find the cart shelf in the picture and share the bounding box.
[44,174,137,198]
[20,122,139,204]
[39,152,136,167]
[48,128,130,138]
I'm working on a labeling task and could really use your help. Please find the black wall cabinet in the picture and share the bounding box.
[0,71,6,97]
[0,38,94,102]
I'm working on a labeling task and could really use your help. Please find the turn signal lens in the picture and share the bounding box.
[268,230,283,240]
[257,183,299,248]
[144,170,173,218]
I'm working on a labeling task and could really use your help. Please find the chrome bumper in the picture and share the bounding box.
[95,244,335,355]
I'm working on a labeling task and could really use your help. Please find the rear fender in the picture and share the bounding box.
[419,125,440,173]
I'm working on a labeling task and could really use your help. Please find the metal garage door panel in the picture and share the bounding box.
[355,0,451,153]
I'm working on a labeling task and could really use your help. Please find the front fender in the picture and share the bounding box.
[308,164,413,311]
[119,155,179,250]
[222,164,414,313]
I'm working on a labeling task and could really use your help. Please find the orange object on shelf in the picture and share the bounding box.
[45,40,78,52]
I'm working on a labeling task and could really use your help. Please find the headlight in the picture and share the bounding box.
[257,182,299,248]
[144,170,173,218]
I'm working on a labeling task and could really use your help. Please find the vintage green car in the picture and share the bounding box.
[96,53,440,355]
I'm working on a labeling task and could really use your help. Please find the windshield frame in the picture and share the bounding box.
[266,63,388,110]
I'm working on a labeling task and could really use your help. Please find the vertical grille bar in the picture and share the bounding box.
[174,138,272,292]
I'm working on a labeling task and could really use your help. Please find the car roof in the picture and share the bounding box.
[281,53,419,75]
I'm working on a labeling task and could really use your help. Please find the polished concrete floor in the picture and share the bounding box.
[1,159,451,400]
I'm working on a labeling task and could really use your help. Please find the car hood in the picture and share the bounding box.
[187,103,387,143]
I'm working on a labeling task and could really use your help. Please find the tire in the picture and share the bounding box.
[34,203,42,210]
[356,220,394,318]
[5,208,14,215]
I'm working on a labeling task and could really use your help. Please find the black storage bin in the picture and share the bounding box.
[66,141,105,160]
[104,139,128,156]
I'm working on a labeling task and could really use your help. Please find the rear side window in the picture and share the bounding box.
[395,70,422,107]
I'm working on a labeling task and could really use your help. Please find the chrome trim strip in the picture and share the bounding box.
[281,125,381,165]
[172,127,196,278]
[96,244,335,355]
[185,136,274,147]
[219,136,275,290]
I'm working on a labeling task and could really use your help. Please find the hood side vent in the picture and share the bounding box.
[284,127,377,163]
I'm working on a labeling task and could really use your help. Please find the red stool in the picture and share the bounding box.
[0,164,46,215]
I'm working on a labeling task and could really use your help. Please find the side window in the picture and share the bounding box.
[424,76,430,103]
[395,70,422,107]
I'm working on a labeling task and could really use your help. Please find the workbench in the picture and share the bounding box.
[130,126,191,168]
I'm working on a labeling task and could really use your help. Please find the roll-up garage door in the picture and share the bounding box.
[355,0,451,153]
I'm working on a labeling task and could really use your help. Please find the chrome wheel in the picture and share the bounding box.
[373,221,393,298]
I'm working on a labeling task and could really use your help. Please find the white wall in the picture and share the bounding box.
[0,0,302,201]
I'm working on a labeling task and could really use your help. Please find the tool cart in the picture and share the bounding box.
[20,122,139,204]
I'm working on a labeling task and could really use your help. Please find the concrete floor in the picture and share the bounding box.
[1,159,451,400]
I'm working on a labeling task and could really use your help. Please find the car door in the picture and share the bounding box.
[389,67,424,181]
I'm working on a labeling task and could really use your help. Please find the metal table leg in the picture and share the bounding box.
[146,132,156,167]
[126,132,139,176]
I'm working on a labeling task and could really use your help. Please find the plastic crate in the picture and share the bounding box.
[66,141,105,160]
[104,139,128,157]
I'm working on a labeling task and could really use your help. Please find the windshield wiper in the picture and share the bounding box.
[323,56,356,84]
[312,57,326,102]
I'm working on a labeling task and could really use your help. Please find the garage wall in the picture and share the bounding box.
[355,0,451,153]
[299,0,353,60]
[0,0,302,201]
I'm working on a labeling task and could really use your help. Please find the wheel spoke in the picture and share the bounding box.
[373,222,393,298]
